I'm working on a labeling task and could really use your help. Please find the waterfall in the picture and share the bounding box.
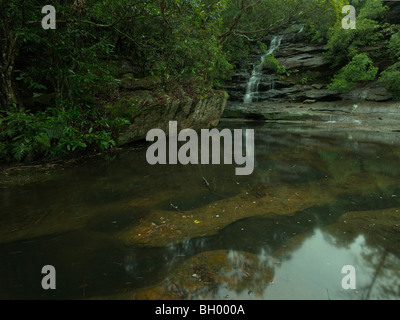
[243,35,283,103]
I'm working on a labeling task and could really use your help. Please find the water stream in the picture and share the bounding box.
[244,36,283,103]
[1,118,400,299]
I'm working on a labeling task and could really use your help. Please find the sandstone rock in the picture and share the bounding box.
[341,82,394,102]
[274,43,324,58]
[115,90,228,146]
[366,86,393,102]
[279,54,329,70]
[305,89,340,101]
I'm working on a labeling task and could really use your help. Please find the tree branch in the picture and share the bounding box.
[218,0,262,45]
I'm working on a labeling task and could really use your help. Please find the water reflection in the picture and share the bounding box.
[123,226,400,300]
[1,122,400,299]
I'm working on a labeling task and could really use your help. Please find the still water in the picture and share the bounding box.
[1,119,400,300]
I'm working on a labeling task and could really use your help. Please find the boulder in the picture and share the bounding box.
[114,90,228,146]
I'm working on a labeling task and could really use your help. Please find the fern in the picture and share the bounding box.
[34,133,51,148]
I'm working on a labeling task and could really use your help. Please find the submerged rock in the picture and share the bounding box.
[104,249,274,300]
[323,207,400,254]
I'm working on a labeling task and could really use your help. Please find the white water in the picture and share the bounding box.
[243,35,283,103]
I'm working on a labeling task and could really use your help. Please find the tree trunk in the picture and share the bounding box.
[1,0,19,108]
[1,57,18,108]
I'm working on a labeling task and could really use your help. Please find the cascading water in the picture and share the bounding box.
[243,35,283,103]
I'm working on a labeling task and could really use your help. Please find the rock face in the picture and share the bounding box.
[222,101,400,144]
[223,28,393,104]
[275,43,329,70]
[223,31,340,103]
[107,62,229,146]
[340,81,394,102]
[114,89,228,146]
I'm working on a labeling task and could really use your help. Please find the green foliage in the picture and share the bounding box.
[388,32,400,59]
[328,53,378,91]
[324,19,383,68]
[263,54,287,75]
[304,0,346,43]
[324,0,388,68]
[2,0,400,163]
[0,106,116,162]
[1,0,120,108]
[380,62,400,99]
[357,0,388,21]
[323,0,400,99]
[299,71,316,84]
[262,52,298,78]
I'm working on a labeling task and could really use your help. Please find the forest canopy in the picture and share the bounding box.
[0,0,345,108]
[0,0,398,162]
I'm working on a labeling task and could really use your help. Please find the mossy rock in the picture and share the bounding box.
[107,90,155,120]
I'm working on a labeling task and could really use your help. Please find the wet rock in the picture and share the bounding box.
[126,250,274,300]
[272,163,326,183]
[305,89,340,101]
[323,207,400,252]
[87,207,145,233]
[114,165,400,247]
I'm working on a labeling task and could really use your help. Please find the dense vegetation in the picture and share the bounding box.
[0,0,399,162]
[325,0,400,96]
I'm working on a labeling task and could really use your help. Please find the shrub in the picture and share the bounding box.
[263,54,293,77]
[0,106,117,162]
[388,32,400,59]
[380,62,400,99]
[328,53,378,91]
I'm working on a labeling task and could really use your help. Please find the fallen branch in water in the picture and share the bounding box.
[201,177,229,198]
[34,212,48,225]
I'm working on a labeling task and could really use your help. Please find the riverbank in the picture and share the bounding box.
[223,100,400,145]
[2,99,400,186]
[2,113,400,299]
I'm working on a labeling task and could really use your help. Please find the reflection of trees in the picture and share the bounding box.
[359,248,400,300]
[323,215,400,300]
